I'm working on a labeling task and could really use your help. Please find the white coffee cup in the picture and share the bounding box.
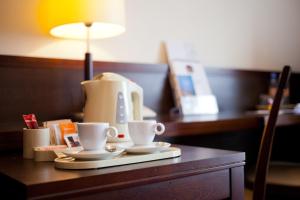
[128,120,165,146]
[77,122,118,151]
[23,128,50,159]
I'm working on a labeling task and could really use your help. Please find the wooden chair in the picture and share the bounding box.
[246,66,300,200]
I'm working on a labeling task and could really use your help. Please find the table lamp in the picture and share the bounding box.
[40,0,126,80]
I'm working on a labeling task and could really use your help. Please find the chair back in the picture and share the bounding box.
[253,66,291,200]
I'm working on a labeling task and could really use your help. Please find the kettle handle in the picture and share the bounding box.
[129,82,143,120]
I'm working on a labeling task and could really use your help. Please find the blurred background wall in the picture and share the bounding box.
[0,0,299,71]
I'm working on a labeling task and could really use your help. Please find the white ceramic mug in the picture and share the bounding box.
[77,122,118,151]
[23,128,50,159]
[128,120,165,146]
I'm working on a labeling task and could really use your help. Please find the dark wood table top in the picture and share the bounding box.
[0,145,245,199]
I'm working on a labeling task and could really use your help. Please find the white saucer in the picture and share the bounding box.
[62,147,124,160]
[124,142,171,154]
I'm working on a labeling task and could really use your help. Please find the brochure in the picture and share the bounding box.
[165,41,218,115]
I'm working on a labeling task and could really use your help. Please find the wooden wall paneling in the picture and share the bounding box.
[289,73,300,104]
[0,55,299,153]
[206,67,270,112]
[0,57,84,131]
[0,131,22,153]
[0,55,173,152]
[0,55,172,131]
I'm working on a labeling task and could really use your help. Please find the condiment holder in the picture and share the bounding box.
[23,127,50,159]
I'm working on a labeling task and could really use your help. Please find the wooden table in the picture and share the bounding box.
[0,145,245,200]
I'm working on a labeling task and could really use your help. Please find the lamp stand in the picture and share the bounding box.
[84,52,93,80]
[84,23,93,80]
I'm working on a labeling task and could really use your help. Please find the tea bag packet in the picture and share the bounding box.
[49,124,62,145]
[43,119,76,145]
[64,134,81,148]
[59,122,78,145]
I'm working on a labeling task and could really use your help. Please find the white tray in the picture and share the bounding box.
[54,147,181,170]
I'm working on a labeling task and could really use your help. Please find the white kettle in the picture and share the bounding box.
[81,72,143,142]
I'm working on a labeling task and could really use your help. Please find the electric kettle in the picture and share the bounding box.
[81,72,143,142]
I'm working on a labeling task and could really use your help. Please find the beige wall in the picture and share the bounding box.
[0,0,300,71]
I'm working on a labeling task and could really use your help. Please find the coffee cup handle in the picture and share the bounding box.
[154,123,165,135]
[106,126,118,138]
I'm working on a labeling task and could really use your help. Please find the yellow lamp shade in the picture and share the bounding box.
[39,0,126,39]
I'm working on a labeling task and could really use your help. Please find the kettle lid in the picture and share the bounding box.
[93,72,129,82]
